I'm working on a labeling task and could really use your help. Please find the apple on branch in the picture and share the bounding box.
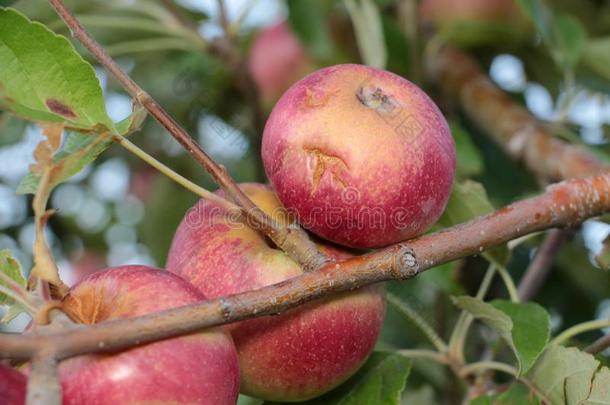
[0,363,26,405]
[57,266,239,405]
[262,64,456,248]
[167,183,386,402]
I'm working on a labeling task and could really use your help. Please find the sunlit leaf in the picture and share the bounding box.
[453,297,550,374]
[0,7,114,131]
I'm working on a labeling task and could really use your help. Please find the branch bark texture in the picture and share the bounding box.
[2,173,610,361]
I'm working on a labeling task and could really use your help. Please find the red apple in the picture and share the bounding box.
[0,363,26,405]
[166,183,385,402]
[419,0,531,46]
[248,22,314,106]
[58,265,239,405]
[261,64,456,248]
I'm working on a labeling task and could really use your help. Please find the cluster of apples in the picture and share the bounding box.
[1,3,501,402]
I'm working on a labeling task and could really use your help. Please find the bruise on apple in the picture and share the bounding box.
[262,64,456,248]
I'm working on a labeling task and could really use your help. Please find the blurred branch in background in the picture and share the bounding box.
[427,46,608,182]
[517,228,572,301]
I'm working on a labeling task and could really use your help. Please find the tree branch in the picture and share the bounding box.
[517,228,571,301]
[427,46,608,182]
[26,351,61,405]
[2,172,610,361]
[585,332,610,354]
[46,0,328,272]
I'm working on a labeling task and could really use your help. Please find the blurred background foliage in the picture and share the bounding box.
[1,0,610,402]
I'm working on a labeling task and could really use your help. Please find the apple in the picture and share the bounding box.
[58,265,239,405]
[419,0,531,46]
[166,183,385,402]
[261,64,456,249]
[248,22,314,106]
[0,363,26,405]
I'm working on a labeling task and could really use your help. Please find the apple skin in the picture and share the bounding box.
[261,64,455,249]
[58,265,239,405]
[166,183,386,402]
[419,0,531,46]
[248,22,314,106]
[0,363,26,405]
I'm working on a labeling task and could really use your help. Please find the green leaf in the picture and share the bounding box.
[266,352,411,405]
[343,0,387,69]
[16,105,146,195]
[525,345,610,404]
[583,37,610,82]
[515,0,552,42]
[402,385,437,405]
[452,296,513,345]
[491,300,550,374]
[286,0,334,60]
[552,14,587,68]
[471,383,541,405]
[0,250,26,306]
[449,121,484,178]
[0,7,114,132]
[0,249,27,323]
[452,297,550,375]
[515,1,586,69]
[439,180,509,265]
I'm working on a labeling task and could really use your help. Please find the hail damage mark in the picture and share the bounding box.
[304,87,337,108]
[304,147,349,192]
[356,85,397,115]
[46,98,77,118]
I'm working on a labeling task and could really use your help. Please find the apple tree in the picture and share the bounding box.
[1,0,610,404]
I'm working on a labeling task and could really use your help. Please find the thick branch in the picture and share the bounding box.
[427,46,608,182]
[517,229,571,301]
[2,173,610,361]
[46,0,327,272]
[26,352,61,405]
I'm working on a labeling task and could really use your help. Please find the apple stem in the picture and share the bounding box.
[113,134,239,212]
[47,0,329,272]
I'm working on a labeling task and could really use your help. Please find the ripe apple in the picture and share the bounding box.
[58,265,239,405]
[261,64,456,248]
[248,22,314,106]
[419,0,531,46]
[0,363,26,405]
[166,183,385,402]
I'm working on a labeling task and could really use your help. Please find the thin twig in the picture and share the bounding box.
[551,319,610,347]
[518,229,571,301]
[387,293,448,352]
[2,172,610,361]
[216,0,230,36]
[46,0,328,272]
[448,264,497,364]
[114,135,238,211]
[495,264,520,303]
[585,332,610,354]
